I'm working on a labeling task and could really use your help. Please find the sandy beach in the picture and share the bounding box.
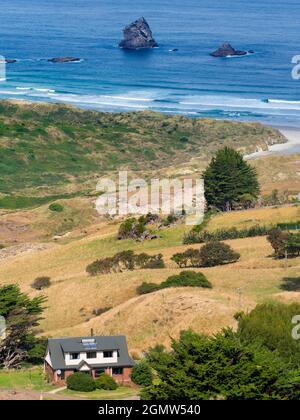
[245,127,300,160]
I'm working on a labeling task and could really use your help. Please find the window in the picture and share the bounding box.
[70,352,80,360]
[103,351,113,358]
[94,368,105,378]
[112,367,123,375]
[60,370,65,380]
[86,352,97,359]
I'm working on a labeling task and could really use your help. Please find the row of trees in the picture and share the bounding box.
[86,250,165,276]
[184,224,274,244]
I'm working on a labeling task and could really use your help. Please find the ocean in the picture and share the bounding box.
[0,0,300,127]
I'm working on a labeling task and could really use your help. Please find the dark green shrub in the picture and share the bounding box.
[86,258,113,276]
[67,372,96,392]
[267,227,289,258]
[134,252,151,268]
[137,282,160,295]
[237,302,300,366]
[285,232,300,257]
[199,241,240,267]
[95,374,118,390]
[0,244,5,250]
[141,329,300,400]
[137,271,212,295]
[143,254,165,269]
[31,276,51,290]
[48,203,64,212]
[171,249,201,267]
[267,229,300,258]
[184,225,273,244]
[114,250,136,270]
[161,271,212,289]
[118,217,147,240]
[280,277,300,292]
[131,361,153,386]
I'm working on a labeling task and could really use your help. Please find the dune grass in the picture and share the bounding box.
[0,101,284,199]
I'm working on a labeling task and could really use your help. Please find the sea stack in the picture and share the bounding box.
[48,57,81,63]
[119,17,158,50]
[210,43,250,57]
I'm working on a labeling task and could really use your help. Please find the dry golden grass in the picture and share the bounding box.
[251,153,300,195]
[1,215,299,351]
[51,288,242,353]
[206,205,300,231]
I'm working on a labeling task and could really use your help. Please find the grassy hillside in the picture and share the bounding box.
[0,100,284,199]
[0,205,299,353]
[206,204,300,231]
[251,153,300,195]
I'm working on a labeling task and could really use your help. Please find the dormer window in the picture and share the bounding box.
[86,352,97,359]
[103,351,113,358]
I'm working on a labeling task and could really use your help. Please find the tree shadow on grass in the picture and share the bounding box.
[280,277,300,292]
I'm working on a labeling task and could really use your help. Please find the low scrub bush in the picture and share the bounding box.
[280,277,300,292]
[118,217,147,240]
[137,271,212,295]
[95,374,118,390]
[143,254,165,269]
[31,276,51,290]
[136,282,160,295]
[67,372,96,392]
[48,202,64,212]
[162,271,212,289]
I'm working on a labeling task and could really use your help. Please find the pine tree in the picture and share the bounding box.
[203,147,259,211]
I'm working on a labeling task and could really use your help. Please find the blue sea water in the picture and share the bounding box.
[0,0,300,127]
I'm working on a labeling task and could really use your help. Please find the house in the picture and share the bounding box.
[44,335,134,386]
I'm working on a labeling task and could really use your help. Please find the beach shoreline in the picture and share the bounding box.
[245,126,300,159]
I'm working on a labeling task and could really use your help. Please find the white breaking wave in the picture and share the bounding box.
[0,85,300,120]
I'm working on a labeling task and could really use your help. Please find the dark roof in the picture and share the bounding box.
[46,335,134,370]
